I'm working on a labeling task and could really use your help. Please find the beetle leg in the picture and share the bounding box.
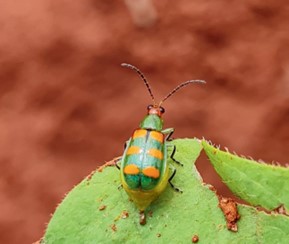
[166,130,174,141]
[169,145,183,166]
[123,139,130,149]
[168,167,183,193]
[114,157,122,170]
[162,128,175,141]
[114,157,123,189]
[118,139,130,169]
[113,157,122,189]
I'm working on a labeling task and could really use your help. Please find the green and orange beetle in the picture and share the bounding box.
[119,63,205,224]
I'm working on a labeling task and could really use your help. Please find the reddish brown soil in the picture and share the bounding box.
[0,1,288,243]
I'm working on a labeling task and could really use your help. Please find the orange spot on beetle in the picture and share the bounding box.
[126,146,141,155]
[124,164,140,175]
[147,148,163,160]
[133,129,147,139]
[150,131,164,143]
[142,166,160,178]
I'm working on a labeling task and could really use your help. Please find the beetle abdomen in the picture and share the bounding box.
[122,129,165,190]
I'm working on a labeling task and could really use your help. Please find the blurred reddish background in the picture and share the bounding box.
[0,1,288,243]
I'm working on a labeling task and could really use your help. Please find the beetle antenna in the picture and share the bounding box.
[159,80,206,105]
[121,63,156,104]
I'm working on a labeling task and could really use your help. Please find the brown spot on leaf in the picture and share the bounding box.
[110,224,117,232]
[139,211,146,225]
[218,196,240,232]
[192,235,199,243]
[121,210,129,219]
[157,233,161,238]
[99,205,106,211]
[114,210,129,222]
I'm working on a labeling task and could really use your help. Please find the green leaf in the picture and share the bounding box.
[202,140,289,212]
[43,139,289,243]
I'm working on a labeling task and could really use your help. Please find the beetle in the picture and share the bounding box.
[119,63,205,225]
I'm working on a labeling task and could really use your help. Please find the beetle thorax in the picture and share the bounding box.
[139,105,164,131]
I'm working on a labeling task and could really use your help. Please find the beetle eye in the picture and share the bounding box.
[147,104,153,110]
[160,106,165,114]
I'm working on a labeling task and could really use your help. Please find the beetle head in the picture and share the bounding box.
[147,104,165,117]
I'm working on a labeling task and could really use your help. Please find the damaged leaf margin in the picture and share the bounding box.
[202,140,289,213]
